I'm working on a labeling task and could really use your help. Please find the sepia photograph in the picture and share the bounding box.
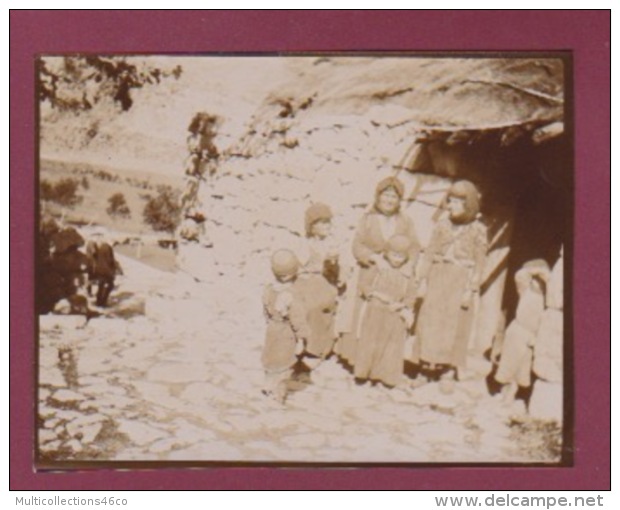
[35,53,571,466]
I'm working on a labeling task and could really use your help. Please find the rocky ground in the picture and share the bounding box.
[38,253,560,465]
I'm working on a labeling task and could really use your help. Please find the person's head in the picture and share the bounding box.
[447,180,481,224]
[384,235,411,268]
[270,249,300,282]
[374,176,405,216]
[304,202,333,239]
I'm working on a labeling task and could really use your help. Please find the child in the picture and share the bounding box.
[530,247,564,422]
[261,249,311,404]
[354,235,418,388]
[494,259,549,404]
[294,203,343,374]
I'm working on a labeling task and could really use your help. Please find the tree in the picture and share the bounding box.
[40,178,83,207]
[106,192,131,219]
[142,189,181,233]
[38,56,182,112]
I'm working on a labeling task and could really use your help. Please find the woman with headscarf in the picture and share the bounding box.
[412,180,488,388]
[337,176,420,369]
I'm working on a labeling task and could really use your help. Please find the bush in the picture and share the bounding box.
[142,189,181,233]
[40,178,83,206]
[106,192,131,219]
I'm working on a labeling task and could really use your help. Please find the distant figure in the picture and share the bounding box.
[89,242,121,307]
[180,113,220,212]
[354,235,418,388]
[38,224,89,314]
[494,259,549,405]
[261,250,310,405]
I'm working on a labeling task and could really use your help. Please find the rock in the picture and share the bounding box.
[95,394,137,410]
[81,383,127,397]
[40,440,61,453]
[78,400,99,412]
[149,437,185,454]
[38,387,52,402]
[38,429,57,444]
[51,389,85,404]
[39,367,66,388]
[66,414,106,444]
[65,439,83,453]
[117,419,168,446]
[54,409,82,421]
[44,417,60,429]
[38,406,56,419]
[167,418,217,443]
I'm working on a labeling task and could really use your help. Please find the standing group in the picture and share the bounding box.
[260,176,490,404]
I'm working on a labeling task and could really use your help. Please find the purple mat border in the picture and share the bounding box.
[10,10,610,490]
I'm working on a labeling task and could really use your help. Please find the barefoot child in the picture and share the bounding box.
[354,235,418,388]
[494,259,549,404]
[261,249,310,404]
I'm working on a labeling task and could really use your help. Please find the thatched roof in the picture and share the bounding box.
[279,56,564,134]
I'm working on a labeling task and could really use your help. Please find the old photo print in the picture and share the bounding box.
[36,54,570,466]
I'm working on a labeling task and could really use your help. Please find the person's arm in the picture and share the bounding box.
[416,221,445,295]
[405,215,422,262]
[289,294,311,341]
[352,215,376,267]
[262,286,273,320]
[403,272,419,309]
[359,266,379,299]
[467,222,488,293]
[461,223,488,309]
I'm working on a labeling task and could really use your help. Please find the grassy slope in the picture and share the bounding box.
[40,158,182,236]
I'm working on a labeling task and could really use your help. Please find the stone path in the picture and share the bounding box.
[38,254,558,465]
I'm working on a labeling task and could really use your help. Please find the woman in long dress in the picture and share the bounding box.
[337,176,420,367]
[413,180,488,384]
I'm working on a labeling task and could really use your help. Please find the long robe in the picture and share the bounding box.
[533,252,564,383]
[261,281,311,372]
[496,269,545,387]
[294,237,340,358]
[413,218,487,371]
[337,209,420,364]
[354,264,417,386]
